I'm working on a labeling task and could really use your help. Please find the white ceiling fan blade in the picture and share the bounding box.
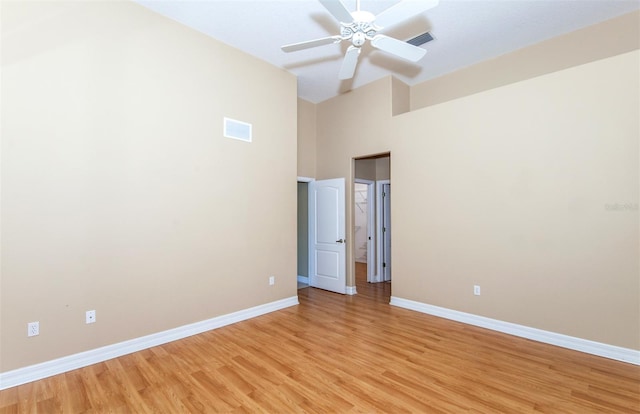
[374,0,439,30]
[281,36,342,52]
[371,34,426,62]
[319,0,354,23]
[339,46,361,80]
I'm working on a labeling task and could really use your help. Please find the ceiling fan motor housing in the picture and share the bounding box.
[341,11,378,48]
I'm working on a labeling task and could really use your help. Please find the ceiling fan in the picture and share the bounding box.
[281,0,439,80]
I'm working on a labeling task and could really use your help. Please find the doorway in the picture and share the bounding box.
[297,179,311,289]
[354,180,375,282]
[354,154,391,286]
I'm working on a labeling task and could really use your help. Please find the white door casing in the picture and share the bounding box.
[376,180,391,283]
[382,183,391,282]
[309,178,346,294]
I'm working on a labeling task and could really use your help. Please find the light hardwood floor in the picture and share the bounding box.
[1,263,639,413]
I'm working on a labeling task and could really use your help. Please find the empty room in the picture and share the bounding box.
[1,0,639,412]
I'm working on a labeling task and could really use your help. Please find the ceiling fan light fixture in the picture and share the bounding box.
[351,31,367,46]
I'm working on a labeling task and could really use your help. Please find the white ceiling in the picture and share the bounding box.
[135,0,639,103]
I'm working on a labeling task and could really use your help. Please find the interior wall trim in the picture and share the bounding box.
[390,296,640,366]
[0,296,299,390]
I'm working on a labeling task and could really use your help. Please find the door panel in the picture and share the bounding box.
[309,178,346,294]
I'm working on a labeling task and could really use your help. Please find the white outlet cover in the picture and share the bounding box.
[86,310,96,324]
[28,321,39,337]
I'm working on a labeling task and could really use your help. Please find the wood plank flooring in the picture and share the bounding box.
[1,263,639,413]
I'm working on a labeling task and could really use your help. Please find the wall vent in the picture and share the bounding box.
[224,117,252,142]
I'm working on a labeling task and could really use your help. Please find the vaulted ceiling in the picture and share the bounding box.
[135,0,640,103]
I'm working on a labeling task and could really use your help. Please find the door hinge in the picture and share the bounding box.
[383,227,386,233]
[383,262,386,268]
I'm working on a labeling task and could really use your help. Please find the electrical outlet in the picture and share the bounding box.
[474,285,481,296]
[28,321,39,337]
[86,310,96,324]
[269,276,275,286]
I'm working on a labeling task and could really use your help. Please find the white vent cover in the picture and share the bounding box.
[224,117,252,142]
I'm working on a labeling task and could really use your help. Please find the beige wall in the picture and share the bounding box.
[1,0,297,372]
[355,159,376,181]
[355,157,390,181]
[411,11,640,110]
[391,77,410,116]
[311,13,639,348]
[375,157,390,181]
[297,98,316,178]
[393,50,639,349]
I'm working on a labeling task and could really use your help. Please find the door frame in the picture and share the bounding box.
[376,179,390,283]
[354,179,376,283]
[298,176,314,286]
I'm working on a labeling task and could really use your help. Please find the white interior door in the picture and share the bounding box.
[309,178,346,294]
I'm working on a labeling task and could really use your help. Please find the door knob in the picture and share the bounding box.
[336,239,345,243]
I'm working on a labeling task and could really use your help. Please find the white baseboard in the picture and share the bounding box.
[0,296,299,390]
[297,275,309,284]
[390,296,640,366]
[346,286,357,295]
